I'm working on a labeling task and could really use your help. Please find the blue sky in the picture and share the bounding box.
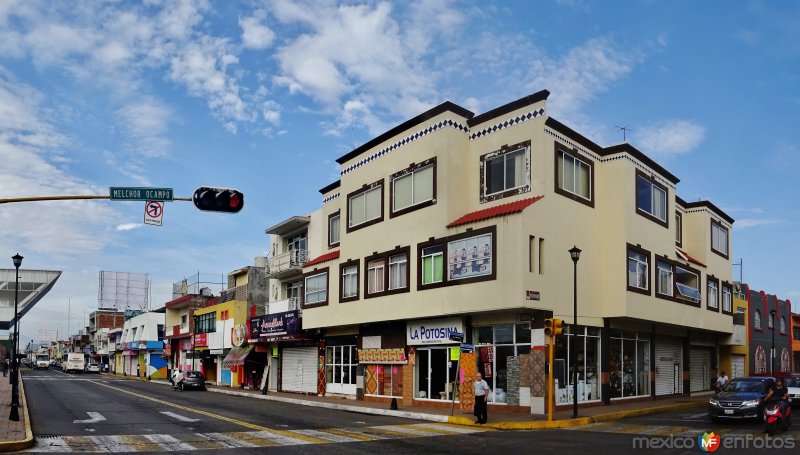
[1,0,798,343]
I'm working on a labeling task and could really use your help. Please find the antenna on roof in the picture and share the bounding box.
[615,125,632,142]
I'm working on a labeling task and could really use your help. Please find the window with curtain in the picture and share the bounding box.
[342,265,357,298]
[329,213,340,246]
[367,259,385,294]
[557,150,591,200]
[388,253,407,290]
[627,249,648,290]
[656,260,673,296]
[304,272,328,304]
[349,185,382,228]
[393,164,434,212]
[722,284,732,313]
[636,174,667,223]
[707,280,718,309]
[711,220,729,256]
[421,245,443,285]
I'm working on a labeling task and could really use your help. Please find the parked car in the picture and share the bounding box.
[85,363,100,373]
[175,371,206,391]
[786,375,800,408]
[708,376,776,422]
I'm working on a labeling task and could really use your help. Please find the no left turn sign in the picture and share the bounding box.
[144,200,164,226]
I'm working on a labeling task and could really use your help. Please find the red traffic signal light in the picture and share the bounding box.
[544,318,564,337]
[193,187,244,213]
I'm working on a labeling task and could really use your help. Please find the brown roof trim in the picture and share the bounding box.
[467,90,550,127]
[676,195,687,208]
[544,117,604,155]
[319,180,341,195]
[603,143,680,185]
[681,199,735,224]
[335,101,474,165]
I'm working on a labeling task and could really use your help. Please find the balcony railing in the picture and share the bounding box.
[266,250,308,279]
[268,297,303,316]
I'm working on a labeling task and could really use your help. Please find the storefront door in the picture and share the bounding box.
[325,345,357,395]
[415,348,457,400]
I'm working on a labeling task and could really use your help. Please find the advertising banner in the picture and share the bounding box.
[250,310,300,338]
[407,317,464,345]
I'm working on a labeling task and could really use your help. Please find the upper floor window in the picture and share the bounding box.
[656,260,674,297]
[480,141,530,203]
[388,253,408,290]
[340,260,358,302]
[635,171,668,226]
[626,245,649,294]
[768,312,774,329]
[421,245,444,285]
[754,310,762,330]
[449,233,492,281]
[367,259,385,295]
[347,180,384,231]
[675,212,682,246]
[722,283,732,314]
[707,278,719,310]
[304,269,329,307]
[780,316,786,334]
[711,220,729,258]
[365,246,411,298]
[328,211,340,248]
[674,266,701,304]
[196,312,216,334]
[655,257,701,306]
[555,146,593,206]
[390,158,436,217]
[180,315,188,329]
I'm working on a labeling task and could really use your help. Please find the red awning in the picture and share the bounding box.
[222,345,253,368]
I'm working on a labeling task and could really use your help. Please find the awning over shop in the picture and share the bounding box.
[222,345,253,368]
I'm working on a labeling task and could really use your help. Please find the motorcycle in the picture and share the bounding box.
[763,399,792,435]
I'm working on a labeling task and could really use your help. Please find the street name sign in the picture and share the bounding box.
[110,187,173,201]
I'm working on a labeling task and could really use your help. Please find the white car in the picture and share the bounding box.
[787,376,800,407]
[86,363,100,373]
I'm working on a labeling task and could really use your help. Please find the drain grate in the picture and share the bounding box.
[36,434,63,439]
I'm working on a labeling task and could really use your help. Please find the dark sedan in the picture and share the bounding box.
[708,376,775,422]
[177,371,206,391]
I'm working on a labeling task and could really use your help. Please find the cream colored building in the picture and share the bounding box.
[272,90,735,412]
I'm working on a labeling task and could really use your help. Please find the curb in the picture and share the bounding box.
[0,375,35,453]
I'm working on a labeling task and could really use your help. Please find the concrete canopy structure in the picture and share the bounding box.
[0,269,62,330]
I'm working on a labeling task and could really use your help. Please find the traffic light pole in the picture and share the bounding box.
[0,195,191,204]
[547,335,554,421]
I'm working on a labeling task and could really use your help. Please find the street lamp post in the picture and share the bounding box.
[9,253,23,421]
[569,246,581,419]
[770,309,776,376]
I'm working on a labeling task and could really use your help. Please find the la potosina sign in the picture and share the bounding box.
[109,187,173,201]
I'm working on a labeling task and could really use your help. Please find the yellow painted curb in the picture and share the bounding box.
[0,375,35,453]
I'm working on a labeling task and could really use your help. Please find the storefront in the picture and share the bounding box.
[360,321,408,400]
[409,317,463,401]
[609,331,651,399]
[473,321,532,404]
[281,344,318,393]
[554,326,601,404]
[325,335,358,396]
[655,335,683,395]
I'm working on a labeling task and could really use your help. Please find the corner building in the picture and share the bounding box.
[294,90,735,414]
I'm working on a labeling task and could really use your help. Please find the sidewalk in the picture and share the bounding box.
[0,370,33,453]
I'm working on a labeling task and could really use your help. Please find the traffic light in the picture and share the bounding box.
[193,187,244,213]
[544,318,564,337]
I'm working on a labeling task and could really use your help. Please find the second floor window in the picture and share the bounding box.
[392,163,434,213]
[421,246,443,285]
[707,279,718,309]
[722,284,732,313]
[449,233,492,281]
[627,249,648,290]
[329,212,340,247]
[754,310,762,330]
[674,266,701,303]
[196,313,216,334]
[304,272,328,305]
[180,315,188,329]
[556,149,592,201]
[349,184,382,229]
[656,260,673,297]
[711,220,729,257]
[480,141,530,202]
[675,212,682,245]
[388,253,408,290]
[342,265,358,299]
[367,259,385,294]
[636,173,667,224]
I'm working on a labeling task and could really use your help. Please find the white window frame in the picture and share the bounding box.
[558,150,591,200]
[392,164,434,212]
[421,245,443,285]
[627,250,648,290]
[367,259,385,294]
[636,175,667,222]
[722,285,732,313]
[348,185,382,228]
[711,220,729,256]
[388,253,408,290]
[707,280,718,309]
[304,272,328,304]
[329,213,340,245]
[485,147,528,197]
[341,265,357,299]
[656,261,674,297]
[674,266,701,302]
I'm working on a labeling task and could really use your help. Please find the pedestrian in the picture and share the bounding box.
[2,359,8,377]
[173,369,184,389]
[715,371,729,392]
[473,371,490,424]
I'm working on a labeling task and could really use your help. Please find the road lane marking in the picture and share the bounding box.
[88,435,133,452]
[143,434,195,451]
[224,431,281,447]
[320,427,383,441]
[682,412,710,419]
[116,434,163,452]
[292,428,363,443]
[73,412,106,423]
[160,411,200,422]
[249,430,315,445]
[204,432,259,448]
[415,423,486,434]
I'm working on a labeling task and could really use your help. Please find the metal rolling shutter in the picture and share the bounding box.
[731,355,745,379]
[281,347,318,393]
[690,349,710,392]
[655,337,683,396]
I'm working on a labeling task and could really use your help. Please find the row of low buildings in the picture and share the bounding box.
[55,90,797,415]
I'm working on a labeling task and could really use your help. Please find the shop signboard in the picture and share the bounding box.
[194,333,207,347]
[250,310,300,338]
[407,317,464,345]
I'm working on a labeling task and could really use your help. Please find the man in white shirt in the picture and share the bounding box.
[716,371,729,392]
[473,372,490,424]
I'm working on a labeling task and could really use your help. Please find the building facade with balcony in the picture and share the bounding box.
[742,284,793,377]
[120,310,166,378]
[293,90,735,413]
[164,292,217,375]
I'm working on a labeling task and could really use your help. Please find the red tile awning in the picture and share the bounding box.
[304,250,340,268]
[447,195,544,228]
[222,345,253,368]
[676,247,706,268]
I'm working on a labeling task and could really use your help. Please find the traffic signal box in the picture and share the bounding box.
[544,318,564,337]
[193,187,244,213]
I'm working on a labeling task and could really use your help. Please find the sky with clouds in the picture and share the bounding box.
[1,0,798,343]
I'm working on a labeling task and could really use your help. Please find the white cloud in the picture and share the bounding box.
[117,97,172,158]
[240,12,275,50]
[115,223,142,231]
[632,120,706,158]
[733,218,781,230]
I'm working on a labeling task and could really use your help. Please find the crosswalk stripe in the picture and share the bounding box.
[292,428,363,443]
[88,435,133,452]
[61,436,100,453]
[323,427,387,441]
[143,434,195,451]
[204,432,258,448]
[173,433,228,450]
[28,436,72,452]
[249,430,315,446]
[413,423,487,434]
[116,434,163,452]
[224,431,281,447]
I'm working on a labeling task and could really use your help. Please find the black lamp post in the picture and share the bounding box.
[770,309,776,377]
[9,253,23,421]
[569,246,581,419]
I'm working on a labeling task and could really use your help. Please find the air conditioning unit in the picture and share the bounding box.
[200,287,213,297]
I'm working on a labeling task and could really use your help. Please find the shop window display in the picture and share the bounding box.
[472,323,531,403]
[609,332,650,399]
[554,326,600,404]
